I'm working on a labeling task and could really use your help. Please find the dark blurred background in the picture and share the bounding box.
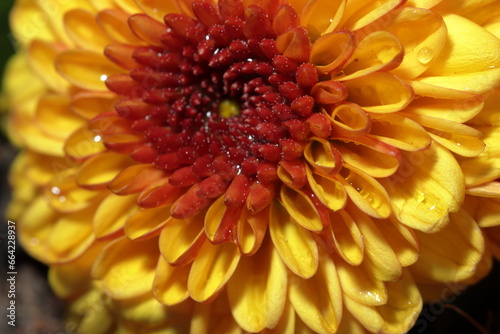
[0,1,499,333]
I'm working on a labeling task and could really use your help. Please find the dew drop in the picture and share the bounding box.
[417,48,434,65]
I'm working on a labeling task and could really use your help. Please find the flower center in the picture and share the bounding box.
[104,1,347,201]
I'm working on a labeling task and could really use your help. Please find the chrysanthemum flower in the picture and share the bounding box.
[4,0,500,333]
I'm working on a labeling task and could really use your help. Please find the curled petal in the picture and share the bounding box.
[134,0,181,22]
[269,200,319,279]
[310,80,348,104]
[276,26,311,63]
[171,183,211,219]
[281,185,323,231]
[188,240,241,302]
[159,214,205,266]
[92,237,159,299]
[205,196,241,244]
[235,207,268,255]
[278,160,308,189]
[326,102,371,138]
[64,126,106,161]
[299,0,346,39]
[310,30,355,74]
[306,167,347,212]
[246,181,275,213]
[70,91,117,120]
[343,72,414,113]
[304,137,342,176]
[273,4,299,36]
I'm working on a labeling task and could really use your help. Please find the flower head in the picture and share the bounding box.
[5,0,500,333]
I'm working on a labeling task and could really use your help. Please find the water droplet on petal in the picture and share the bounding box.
[417,47,434,64]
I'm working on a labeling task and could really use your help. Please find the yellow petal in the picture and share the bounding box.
[338,168,392,219]
[340,0,405,31]
[110,164,166,195]
[35,0,93,45]
[418,67,500,94]
[134,0,181,22]
[116,294,172,327]
[76,152,135,189]
[335,139,400,178]
[343,72,414,113]
[93,193,138,239]
[159,214,205,265]
[153,256,190,306]
[114,0,142,13]
[349,203,402,281]
[369,113,431,151]
[28,40,70,93]
[289,249,342,334]
[267,300,296,334]
[345,270,422,334]
[125,206,170,240]
[188,240,240,302]
[387,8,447,79]
[36,94,84,140]
[310,29,355,73]
[299,0,346,39]
[92,237,159,299]
[128,14,167,46]
[56,50,125,91]
[380,142,464,232]
[71,91,118,119]
[328,210,364,265]
[45,170,103,213]
[379,218,420,267]
[190,295,242,334]
[64,124,106,160]
[341,31,403,81]
[46,209,96,261]
[227,239,287,332]
[64,9,112,52]
[269,200,319,279]
[337,257,388,306]
[406,80,484,123]
[410,209,485,283]
[49,241,104,298]
[460,126,500,186]
[280,185,324,231]
[403,113,485,157]
[10,0,57,47]
[424,14,500,76]
[18,196,59,263]
[97,9,145,44]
